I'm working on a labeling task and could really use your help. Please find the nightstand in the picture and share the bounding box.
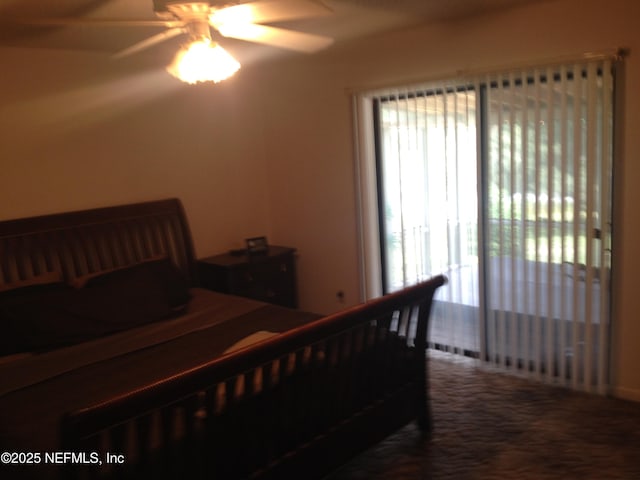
[197,246,298,309]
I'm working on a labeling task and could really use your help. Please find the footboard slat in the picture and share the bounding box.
[61,275,445,480]
[133,414,153,478]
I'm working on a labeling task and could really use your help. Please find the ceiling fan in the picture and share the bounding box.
[17,0,334,83]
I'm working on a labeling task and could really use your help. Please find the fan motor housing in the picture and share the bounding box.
[154,0,226,14]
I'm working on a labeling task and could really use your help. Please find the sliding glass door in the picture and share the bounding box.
[372,58,615,392]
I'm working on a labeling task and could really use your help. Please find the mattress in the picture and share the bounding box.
[0,288,319,454]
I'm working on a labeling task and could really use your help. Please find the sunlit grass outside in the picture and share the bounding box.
[488,219,589,265]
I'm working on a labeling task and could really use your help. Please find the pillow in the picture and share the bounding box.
[0,271,63,293]
[0,283,79,355]
[77,257,191,312]
[70,256,165,289]
[0,259,191,355]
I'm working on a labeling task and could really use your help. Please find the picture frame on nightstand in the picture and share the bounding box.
[246,236,269,255]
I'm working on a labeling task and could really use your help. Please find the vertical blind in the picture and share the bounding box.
[375,85,481,358]
[364,54,617,393]
[482,60,614,393]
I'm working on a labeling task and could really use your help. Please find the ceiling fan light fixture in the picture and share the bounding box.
[167,39,241,84]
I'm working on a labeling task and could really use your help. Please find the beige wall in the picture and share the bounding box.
[1,0,639,400]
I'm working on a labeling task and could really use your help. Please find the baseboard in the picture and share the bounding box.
[612,386,640,403]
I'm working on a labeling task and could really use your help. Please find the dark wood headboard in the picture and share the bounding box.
[0,198,198,287]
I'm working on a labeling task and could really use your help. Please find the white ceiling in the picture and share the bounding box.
[0,0,552,64]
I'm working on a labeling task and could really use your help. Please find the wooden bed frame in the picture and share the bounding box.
[0,198,445,480]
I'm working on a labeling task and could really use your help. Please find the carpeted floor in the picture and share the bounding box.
[325,351,640,480]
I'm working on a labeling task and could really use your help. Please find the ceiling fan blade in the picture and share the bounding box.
[113,27,185,59]
[217,24,333,53]
[8,18,184,28]
[211,0,331,25]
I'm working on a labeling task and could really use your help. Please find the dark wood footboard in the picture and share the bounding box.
[61,275,445,480]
